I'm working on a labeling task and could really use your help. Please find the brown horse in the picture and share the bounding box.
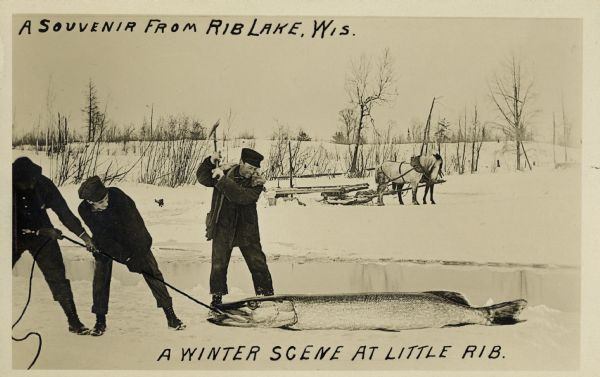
[375,154,444,205]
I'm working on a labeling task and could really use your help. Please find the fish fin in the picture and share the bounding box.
[207,317,255,327]
[207,310,249,324]
[206,316,227,325]
[280,325,301,331]
[374,327,401,332]
[487,299,528,325]
[426,291,470,306]
[444,323,468,328]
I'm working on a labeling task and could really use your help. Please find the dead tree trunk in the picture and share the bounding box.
[150,103,154,139]
[350,106,365,174]
[420,97,436,155]
[470,106,478,173]
[489,56,535,172]
[456,118,461,174]
[474,125,485,172]
[460,111,467,174]
[553,112,557,167]
[520,141,533,170]
[288,139,294,188]
[562,102,568,163]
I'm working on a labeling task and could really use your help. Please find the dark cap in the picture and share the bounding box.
[78,176,108,202]
[241,148,264,168]
[13,157,42,183]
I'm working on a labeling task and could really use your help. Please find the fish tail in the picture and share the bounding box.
[486,299,528,325]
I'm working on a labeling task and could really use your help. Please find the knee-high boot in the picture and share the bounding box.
[58,298,90,335]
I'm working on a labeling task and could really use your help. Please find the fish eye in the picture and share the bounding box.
[248,301,259,309]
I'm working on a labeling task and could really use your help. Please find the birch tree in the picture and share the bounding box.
[489,55,536,170]
[345,48,396,176]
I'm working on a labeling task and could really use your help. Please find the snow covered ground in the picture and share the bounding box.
[11,147,581,370]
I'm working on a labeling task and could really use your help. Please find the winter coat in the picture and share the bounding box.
[78,187,152,263]
[13,171,85,239]
[196,157,264,247]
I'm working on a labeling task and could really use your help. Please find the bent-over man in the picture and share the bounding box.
[77,176,185,336]
[13,157,93,334]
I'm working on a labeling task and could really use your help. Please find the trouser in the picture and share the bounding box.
[13,235,76,305]
[210,238,274,296]
[92,251,173,315]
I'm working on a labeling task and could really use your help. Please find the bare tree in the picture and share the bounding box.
[461,111,467,174]
[139,115,209,187]
[470,105,479,173]
[333,108,360,171]
[454,112,468,175]
[265,122,313,185]
[148,103,154,139]
[266,123,290,182]
[371,122,396,166]
[409,118,424,155]
[420,97,437,155]
[345,48,396,176]
[222,108,235,160]
[338,108,356,145]
[489,55,537,170]
[435,118,451,155]
[561,97,570,163]
[474,122,487,173]
[434,118,451,174]
[82,79,101,142]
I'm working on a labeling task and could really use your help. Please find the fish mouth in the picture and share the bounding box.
[208,299,298,328]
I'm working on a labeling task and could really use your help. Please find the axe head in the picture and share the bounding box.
[208,120,220,138]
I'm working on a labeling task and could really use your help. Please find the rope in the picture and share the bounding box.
[61,236,225,315]
[378,163,416,186]
[12,238,51,370]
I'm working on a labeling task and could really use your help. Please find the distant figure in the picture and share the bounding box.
[196,148,274,307]
[155,198,164,207]
[13,157,94,334]
[78,176,185,336]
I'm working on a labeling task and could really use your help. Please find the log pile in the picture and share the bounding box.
[273,183,369,198]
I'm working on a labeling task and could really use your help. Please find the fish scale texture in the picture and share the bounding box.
[217,293,492,330]
[289,294,487,330]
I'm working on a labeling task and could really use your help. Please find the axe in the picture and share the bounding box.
[208,119,220,166]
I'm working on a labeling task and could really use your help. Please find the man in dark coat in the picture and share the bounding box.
[197,148,274,307]
[78,176,185,336]
[12,157,93,334]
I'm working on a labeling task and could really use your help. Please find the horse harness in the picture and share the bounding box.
[378,157,438,186]
[378,162,415,185]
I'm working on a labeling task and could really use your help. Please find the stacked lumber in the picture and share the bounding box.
[273,183,369,198]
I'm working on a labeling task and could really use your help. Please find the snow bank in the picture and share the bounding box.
[34,165,579,267]
[10,146,581,370]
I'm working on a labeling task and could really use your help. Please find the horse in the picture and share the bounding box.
[375,154,444,206]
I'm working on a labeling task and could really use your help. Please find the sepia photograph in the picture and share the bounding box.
[3,2,598,375]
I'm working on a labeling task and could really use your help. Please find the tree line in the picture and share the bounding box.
[13,49,575,187]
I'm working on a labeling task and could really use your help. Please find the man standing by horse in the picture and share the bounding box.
[197,148,274,308]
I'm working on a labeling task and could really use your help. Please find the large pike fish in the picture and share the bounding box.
[207,291,527,331]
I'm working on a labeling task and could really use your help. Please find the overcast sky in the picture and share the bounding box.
[12,15,581,143]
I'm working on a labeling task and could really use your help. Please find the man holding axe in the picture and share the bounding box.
[209,119,219,156]
[197,120,274,307]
